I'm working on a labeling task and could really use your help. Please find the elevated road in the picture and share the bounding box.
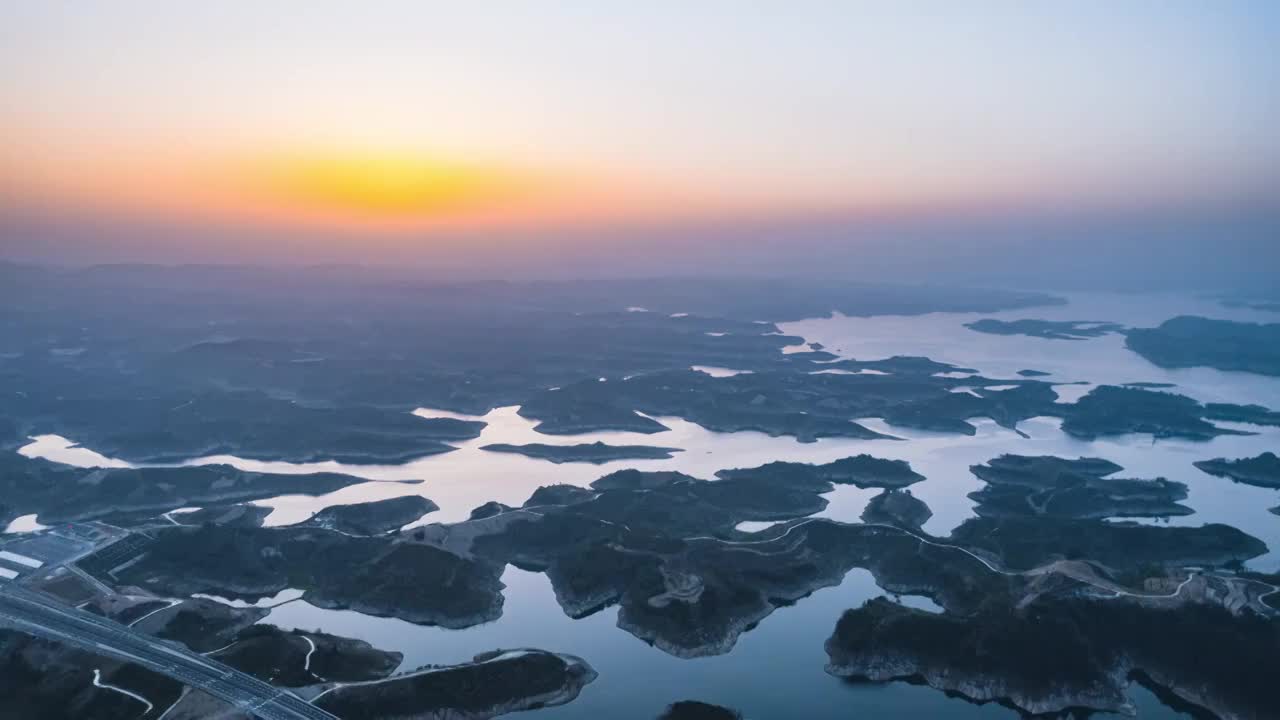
[0,585,338,720]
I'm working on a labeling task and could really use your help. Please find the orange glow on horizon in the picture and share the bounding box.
[1,139,729,235]
[230,152,536,226]
[3,132,1200,242]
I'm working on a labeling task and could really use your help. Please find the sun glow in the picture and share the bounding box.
[215,149,716,233]
[0,137,616,233]
[243,152,532,221]
[0,127,747,235]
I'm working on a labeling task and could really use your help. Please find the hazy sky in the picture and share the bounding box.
[1,2,1276,285]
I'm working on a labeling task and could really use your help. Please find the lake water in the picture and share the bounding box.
[256,566,1189,719]
[16,292,1278,718]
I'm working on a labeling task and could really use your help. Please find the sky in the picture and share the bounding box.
[1,2,1277,287]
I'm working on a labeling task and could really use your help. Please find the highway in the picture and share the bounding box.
[0,585,338,720]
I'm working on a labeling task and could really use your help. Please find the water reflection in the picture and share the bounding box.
[3,514,48,534]
[781,292,1280,408]
[263,566,1184,719]
[19,388,1280,570]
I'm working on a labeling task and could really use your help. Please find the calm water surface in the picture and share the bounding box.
[264,567,1190,719]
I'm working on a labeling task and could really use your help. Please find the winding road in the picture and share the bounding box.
[688,517,1219,601]
[507,502,1279,606]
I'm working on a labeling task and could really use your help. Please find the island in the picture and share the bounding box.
[0,453,382,530]
[122,595,403,686]
[207,624,401,687]
[879,382,1057,437]
[524,484,598,507]
[1125,315,1280,376]
[313,649,596,720]
[948,516,1263,571]
[860,490,932,529]
[480,441,683,464]
[513,364,1039,443]
[1016,369,1051,377]
[170,504,272,528]
[1060,385,1246,441]
[658,700,743,719]
[1202,402,1280,426]
[103,525,507,628]
[517,400,673,435]
[968,455,1193,519]
[37,388,473,465]
[1193,452,1280,489]
[406,416,489,440]
[825,355,978,375]
[965,318,1124,340]
[469,501,516,520]
[826,594,1276,719]
[590,469,701,491]
[303,496,438,535]
[509,360,1258,445]
[715,455,926,489]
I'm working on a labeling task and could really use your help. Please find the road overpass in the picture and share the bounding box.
[0,585,338,720]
